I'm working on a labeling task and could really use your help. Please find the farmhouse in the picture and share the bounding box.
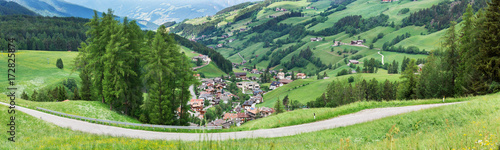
[280,79,293,84]
[269,81,283,90]
[349,60,360,64]
[237,81,260,90]
[234,72,247,79]
[277,72,285,79]
[296,73,306,79]
[190,99,204,112]
[310,37,323,42]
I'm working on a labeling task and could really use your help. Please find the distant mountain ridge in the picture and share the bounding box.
[62,0,261,25]
[7,0,158,29]
[0,0,38,15]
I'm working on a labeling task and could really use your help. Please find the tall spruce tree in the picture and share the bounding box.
[143,25,175,125]
[443,21,459,96]
[102,16,134,110]
[477,0,500,86]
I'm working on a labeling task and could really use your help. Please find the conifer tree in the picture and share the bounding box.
[477,0,500,85]
[31,90,38,101]
[72,88,81,100]
[21,91,29,100]
[143,25,175,125]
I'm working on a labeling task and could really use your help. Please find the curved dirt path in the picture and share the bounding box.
[0,102,459,141]
[378,51,384,65]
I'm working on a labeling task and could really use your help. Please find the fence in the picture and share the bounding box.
[36,107,222,130]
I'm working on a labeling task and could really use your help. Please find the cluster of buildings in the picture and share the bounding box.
[189,77,274,128]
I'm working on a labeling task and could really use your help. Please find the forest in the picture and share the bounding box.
[0,15,88,51]
[310,4,500,108]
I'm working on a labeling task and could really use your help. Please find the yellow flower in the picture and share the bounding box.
[464,134,467,136]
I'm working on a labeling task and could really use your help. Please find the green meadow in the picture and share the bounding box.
[1,92,499,149]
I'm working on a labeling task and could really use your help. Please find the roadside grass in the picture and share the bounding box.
[196,62,227,78]
[1,93,499,149]
[238,95,473,131]
[0,94,140,123]
[0,50,80,95]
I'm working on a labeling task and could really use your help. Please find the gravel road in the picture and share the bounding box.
[0,101,459,141]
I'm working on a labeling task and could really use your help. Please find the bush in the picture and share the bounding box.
[56,58,64,69]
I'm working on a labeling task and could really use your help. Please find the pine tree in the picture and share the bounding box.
[21,91,29,100]
[397,59,418,100]
[58,86,67,101]
[456,5,481,95]
[477,0,500,86]
[443,21,459,97]
[102,17,134,110]
[31,90,38,101]
[122,19,145,117]
[56,58,64,69]
[274,99,284,114]
[143,25,175,125]
[282,95,289,111]
[72,88,81,100]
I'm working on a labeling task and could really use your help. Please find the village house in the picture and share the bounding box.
[242,100,255,110]
[242,67,250,72]
[193,74,201,80]
[418,64,424,73]
[269,81,283,90]
[250,95,263,103]
[268,15,277,18]
[275,7,287,11]
[259,107,275,117]
[306,6,316,9]
[199,93,213,101]
[349,60,360,64]
[253,89,263,96]
[350,40,364,45]
[190,99,204,112]
[246,107,258,119]
[277,72,285,79]
[223,113,238,120]
[192,54,209,62]
[217,43,223,48]
[234,72,247,80]
[251,69,261,74]
[310,37,323,42]
[296,73,307,79]
[228,39,235,43]
[237,113,249,123]
[207,119,225,127]
[280,79,293,85]
[214,77,224,83]
[236,81,260,91]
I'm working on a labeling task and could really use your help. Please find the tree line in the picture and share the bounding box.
[74,10,196,125]
[0,15,88,51]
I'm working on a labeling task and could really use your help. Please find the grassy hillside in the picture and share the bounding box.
[196,62,227,78]
[0,50,80,95]
[259,68,403,108]
[0,94,140,123]
[2,92,499,149]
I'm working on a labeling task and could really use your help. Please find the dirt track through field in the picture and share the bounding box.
[0,101,460,141]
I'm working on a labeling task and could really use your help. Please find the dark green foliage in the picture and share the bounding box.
[62,78,78,91]
[387,60,399,74]
[0,15,88,51]
[398,8,410,14]
[72,88,81,100]
[233,2,267,22]
[313,14,389,36]
[348,76,355,83]
[283,95,289,110]
[31,90,37,101]
[274,99,284,114]
[21,91,29,100]
[477,0,500,86]
[161,21,176,27]
[56,58,64,69]
[401,0,488,32]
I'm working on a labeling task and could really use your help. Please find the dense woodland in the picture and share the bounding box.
[401,0,489,32]
[310,4,500,108]
[0,15,88,51]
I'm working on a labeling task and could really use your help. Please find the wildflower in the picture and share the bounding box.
[464,134,467,136]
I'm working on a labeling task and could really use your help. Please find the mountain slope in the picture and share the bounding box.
[0,0,38,15]
[62,0,261,25]
[8,0,158,29]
